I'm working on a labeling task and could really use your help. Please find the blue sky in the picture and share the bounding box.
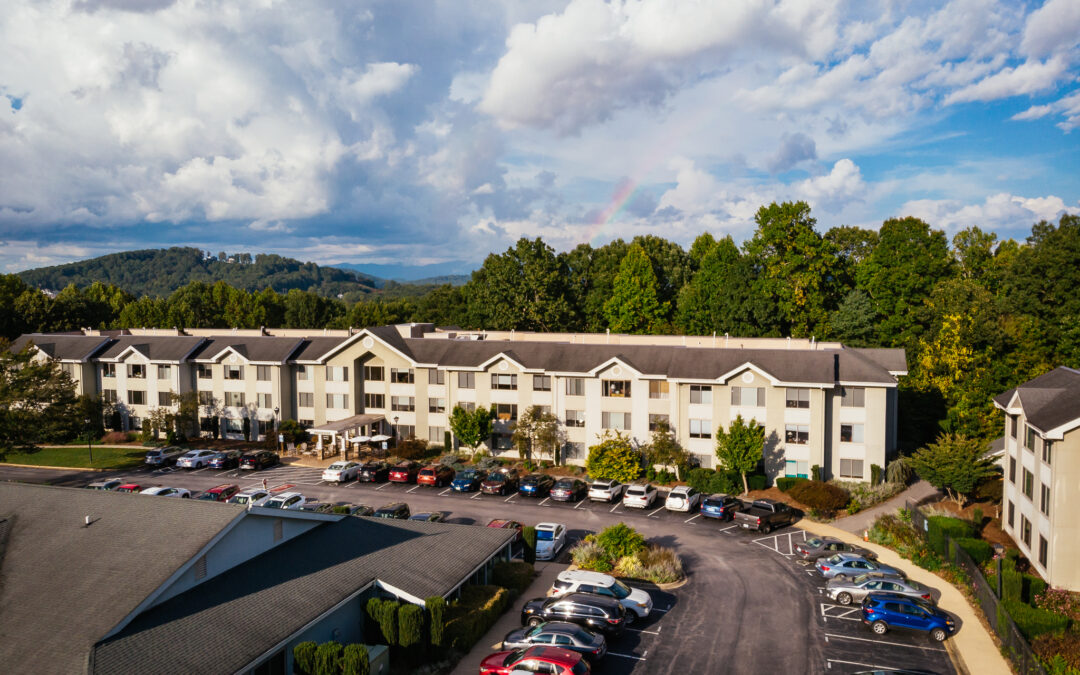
[0,0,1078,273]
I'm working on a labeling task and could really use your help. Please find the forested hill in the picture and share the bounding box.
[18,247,380,298]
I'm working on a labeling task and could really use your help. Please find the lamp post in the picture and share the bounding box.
[84,417,93,466]
[393,415,399,446]
[273,406,280,452]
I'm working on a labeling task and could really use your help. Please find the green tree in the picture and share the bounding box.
[0,342,80,453]
[366,598,398,645]
[425,596,447,647]
[313,641,343,675]
[292,642,318,675]
[675,235,779,336]
[449,405,494,450]
[952,226,998,284]
[171,391,200,440]
[831,289,877,347]
[744,201,841,337]
[0,275,30,339]
[464,238,574,331]
[511,405,563,463]
[522,525,537,564]
[585,431,642,483]
[603,244,669,333]
[341,644,370,675]
[641,420,690,480]
[278,418,309,444]
[398,604,424,648]
[563,240,629,331]
[715,415,765,494]
[908,433,997,506]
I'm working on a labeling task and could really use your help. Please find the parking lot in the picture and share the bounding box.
[13,462,959,674]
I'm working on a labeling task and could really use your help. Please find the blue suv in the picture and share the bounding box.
[861,592,956,642]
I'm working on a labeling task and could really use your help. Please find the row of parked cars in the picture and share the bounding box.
[145,447,280,471]
[480,570,655,674]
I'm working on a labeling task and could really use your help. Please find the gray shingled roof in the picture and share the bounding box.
[95,335,206,362]
[92,517,515,675]
[849,348,909,373]
[291,336,348,362]
[10,334,112,361]
[404,339,902,384]
[188,336,306,363]
[0,483,244,675]
[995,367,1080,432]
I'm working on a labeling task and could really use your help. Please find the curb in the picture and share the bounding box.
[0,462,112,472]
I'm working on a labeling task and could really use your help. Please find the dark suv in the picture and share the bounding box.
[373,502,411,519]
[358,461,391,482]
[701,494,743,521]
[518,473,555,497]
[240,451,279,470]
[551,478,587,502]
[861,592,956,641]
[481,469,519,495]
[520,592,628,636]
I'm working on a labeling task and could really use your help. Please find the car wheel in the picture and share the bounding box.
[624,611,636,625]
[182,494,190,498]
[836,592,853,606]
[871,620,888,635]
[931,628,947,642]
[761,524,771,534]
[528,616,543,628]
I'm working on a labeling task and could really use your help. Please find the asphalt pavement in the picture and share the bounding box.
[2,463,959,675]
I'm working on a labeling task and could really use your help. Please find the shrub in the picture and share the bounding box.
[366,598,398,645]
[438,453,460,468]
[747,474,768,491]
[445,586,509,651]
[870,463,883,486]
[596,523,646,560]
[789,481,850,511]
[811,464,822,481]
[1036,588,1080,622]
[341,644,370,675]
[313,641,343,675]
[636,546,684,584]
[1033,632,1080,671]
[102,431,132,443]
[293,641,317,675]
[1004,599,1070,640]
[886,456,912,484]
[846,499,861,515]
[775,477,808,492]
[493,561,534,595]
[971,507,983,530]
[522,526,537,565]
[614,554,645,578]
[956,538,993,565]
[396,436,428,460]
[975,476,1003,503]
[398,604,424,648]
[425,596,447,647]
[570,540,612,572]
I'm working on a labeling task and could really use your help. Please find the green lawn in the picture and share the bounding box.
[0,445,148,470]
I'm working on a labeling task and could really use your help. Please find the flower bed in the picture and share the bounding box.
[568,523,685,584]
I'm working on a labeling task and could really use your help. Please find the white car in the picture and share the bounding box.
[534,522,567,561]
[664,485,702,512]
[227,489,271,507]
[139,486,191,498]
[622,484,658,509]
[549,570,653,621]
[263,491,306,510]
[176,449,217,469]
[588,479,626,502]
[322,461,360,484]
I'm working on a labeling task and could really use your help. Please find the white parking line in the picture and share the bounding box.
[345,482,357,488]
[375,482,390,490]
[823,633,947,652]
[539,497,550,506]
[820,603,862,622]
[439,488,451,496]
[504,493,516,502]
[717,524,740,534]
[610,503,621,513]
[684,514,701,524]
[473,492,484,500]
[626,628,661,635]
[825,658,893,670]
[607,652,647,661]
[407,485,420,494]
[646,506,665,518]
[574,499,587,509]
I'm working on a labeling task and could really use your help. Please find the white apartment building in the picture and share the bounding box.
[994,367,1080,591]
[14,323,907,482]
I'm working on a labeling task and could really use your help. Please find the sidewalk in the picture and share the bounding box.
[796,519,1009,675]
[831,480,940,534]
[448,560,568,675]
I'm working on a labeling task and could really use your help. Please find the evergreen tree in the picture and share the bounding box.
[603,244,669,333]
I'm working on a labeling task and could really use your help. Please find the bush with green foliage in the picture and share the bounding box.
[492,561,534,596]
[395,435,428,460]
[909,433,998,506]
[444,586,510,651]
[585,431,642,483]
[975,476,1003,503]
[1034,632,1080,673]
[685,467,741,495]
[596,523,646,560]
[788,480,850,512]
[571,539,613,572]
[522,526,536,564]
[956,537,993,565]
[425,596,447,648]
[870,463,882,485]
[775,477,808,492]
[925,515,974,557]
[366,597,398,645]
[714,414,765,493]
[747,474,767,491]
[1003,599,1070,640]
[293,641,318,675]
[1036,589,1080,622]
[397,604,424,648]
[341,644,370,675]
[634,546,684,584]
[313,641,343,675]
[886,456,912,484]
[811,464,822,481]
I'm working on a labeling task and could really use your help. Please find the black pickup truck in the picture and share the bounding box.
[733,498,797,533]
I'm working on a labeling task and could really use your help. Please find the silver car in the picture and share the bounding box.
[827,573,934,605]
[815,553,905,579]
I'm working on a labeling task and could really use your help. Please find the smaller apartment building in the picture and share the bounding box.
[994,367,1080,591]
[13,324,906,482]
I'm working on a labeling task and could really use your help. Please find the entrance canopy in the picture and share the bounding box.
[309,414,385,436]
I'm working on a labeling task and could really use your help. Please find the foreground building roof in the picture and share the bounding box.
[994,366,1080,434]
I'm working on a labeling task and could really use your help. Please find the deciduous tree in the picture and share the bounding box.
[585,431,642,483]
[908,433,997,506]
[449,405,494,450]
[715,415,765,494]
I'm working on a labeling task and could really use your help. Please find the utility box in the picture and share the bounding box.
[367,644,389,675]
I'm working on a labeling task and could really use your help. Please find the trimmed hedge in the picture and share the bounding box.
[425,596,446,647]
[925,516,974,557]
[366,598,399,645]
[1003,599,1070,640]
[775,477,808,493]
[341,644,370,675]
[748,474,768,491]
[445,586,510,651]
[313,641,343,675]
[522,526,537,564]
[788,480,849,511]
[492,561,534,596]
[398,604,424,648]
[956,537,993,565]
[686,467,742,496]
[293,641,317,675]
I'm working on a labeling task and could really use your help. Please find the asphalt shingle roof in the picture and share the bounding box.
[95,335,206,362]
[92,516,516,675]
[291,336,349,362]
[10,334,112,361]
[188,336,306,363]
[0,483,244,675]
[994,367,1080,432]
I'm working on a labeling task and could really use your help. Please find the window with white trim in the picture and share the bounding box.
[839,459,864,479]
[565,410,585,428]
[841,386,865,408]
[601,411,630,430]
[1040,483,1050,516]
[458,371,475,389]
[157,365,171,380]
[429,397,446,413]
[225,392,245,407]
[491,373,518,390]
[157,392,172,406]
[840,423,864,443]
[127,390,145,405]
[224,365,243,380]
[689,385,712,405]
[390,368,414,384]
[785,388,810,408]
[689,419,711,438]
[298,392,314,408]
[428,426,446,444]
[533,375,551,391]
[494,403,517,421]
[256,365,271,381]
[602,380,631,397]
[785,425,809,444]
[649,380,669,399]
[731,386,765,407]
[363,365,384,381]
[128,364,146,379]
[428,369,444,385]
[565,378,585,396]
[364,393,384,409]
[326,393,349,409]
[257,393,273,409]
[391,396,414,412]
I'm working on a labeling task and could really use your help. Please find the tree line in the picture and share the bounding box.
[3,201,1078,448]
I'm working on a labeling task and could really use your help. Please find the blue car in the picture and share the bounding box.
[701,494,743,520]
[861,592,955,642]
[451,469,487,492]
[519,473,555,497]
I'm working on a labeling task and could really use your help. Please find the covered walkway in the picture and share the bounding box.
[307,414,388,460]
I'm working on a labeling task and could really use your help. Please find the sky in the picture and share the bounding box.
[1,0,1079,274]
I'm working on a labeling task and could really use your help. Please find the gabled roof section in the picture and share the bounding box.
[0,483,243,675]
[91,517,515,675]
[849,347,909,375]
[716,361,781,385]
[316,326,417,364]
[188,336,305,364]
[994,367,1080,433]
[290,336,349,363]
[476,350,531,372]
[588,355,642,377]
[96,335,206,363]
[10,334,113,362]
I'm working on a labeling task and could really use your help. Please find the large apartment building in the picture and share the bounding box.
[994,367,1080,591]
[13,324,907,482]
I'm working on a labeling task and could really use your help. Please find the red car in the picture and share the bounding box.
[196,484,240,502]
[418,464,455,487]
[480,645,589,675]
[388,461,421,484]
[115,483,142,494]
[487,519,524,543]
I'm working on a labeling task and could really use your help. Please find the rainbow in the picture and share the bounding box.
[586,178,642,245]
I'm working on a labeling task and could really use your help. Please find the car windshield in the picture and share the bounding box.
[196,493,217,500]
[264,500,283,509]
[825,554,844,564]
[525,624,545,637]
[487,473,506,483]
[627,487,644,494]
[592,482,612,489]
[852,574,872,584]
[806,538,824,547]
[703,497,726,506]
[233,496,249,504]
[505,649,528,666]
[555,480,573,488]
[458,471,476,480]
[537,530,554,541]
[329,463,346,470]
[611,580,632,599]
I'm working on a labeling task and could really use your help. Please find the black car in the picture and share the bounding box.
[520,592,628,636]
[481,469,519,495]
[373,502,411,519]
[299,502,333,514]
[208,450,242,470]
[358,461,391,482]
[518,473,555,497]
[409,511,447,522]
[550,478,588,502]
[451,469,488,492]
[240,451,279,470]
[501,622,607,662]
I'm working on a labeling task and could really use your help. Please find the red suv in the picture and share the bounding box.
[389,461,421,484]
[418,464,455,487]
[196,484,240,502]
[480,645,589,675]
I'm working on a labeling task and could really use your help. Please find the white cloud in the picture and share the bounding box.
[945,55,1069,104]
[1011,90,1080,131]
[900,193,1079,233]
[1020,0,1080,58]
[795,159,866,211]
